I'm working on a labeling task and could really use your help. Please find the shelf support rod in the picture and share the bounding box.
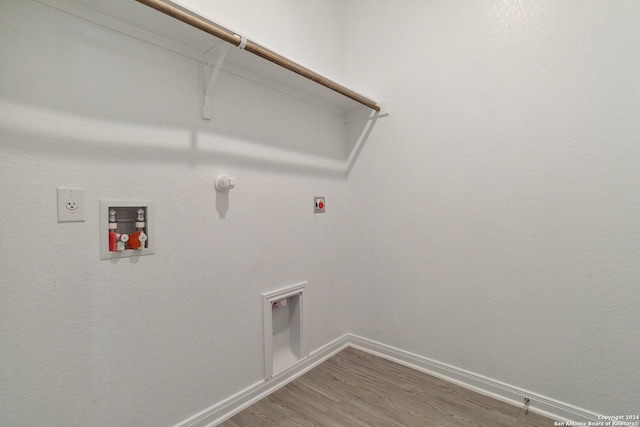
[203,44,229,120]
[134,0,381,112]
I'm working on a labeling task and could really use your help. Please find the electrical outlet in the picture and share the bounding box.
[57,187,85,222]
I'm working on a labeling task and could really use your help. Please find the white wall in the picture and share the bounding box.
[0,1,350,425]
[3,0,640,425]
[173,0,346,82]
[344,0,640,416]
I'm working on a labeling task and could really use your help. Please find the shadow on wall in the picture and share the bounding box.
[0,0,381,179]
[0,97,380,179]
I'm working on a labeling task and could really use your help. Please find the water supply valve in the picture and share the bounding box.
[100,200,155,260]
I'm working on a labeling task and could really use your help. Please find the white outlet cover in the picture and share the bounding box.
[57,187,85,222]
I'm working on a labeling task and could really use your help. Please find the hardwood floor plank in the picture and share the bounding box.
[219,348,554,426]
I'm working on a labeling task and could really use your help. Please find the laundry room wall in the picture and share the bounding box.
[343,0,640,416]
[0,0,351,425]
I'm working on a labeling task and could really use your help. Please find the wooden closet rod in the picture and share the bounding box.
[135,0,381,112]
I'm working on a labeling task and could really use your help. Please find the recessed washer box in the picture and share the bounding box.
[99,200,155,260]
[263,282,307,379]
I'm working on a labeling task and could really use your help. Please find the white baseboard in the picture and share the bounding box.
[173,335,350,427]
[174,333,601,427]
[347,335,601,423]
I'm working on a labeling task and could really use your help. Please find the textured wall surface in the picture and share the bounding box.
[344,0,640,416]
[2,0,640,425]
[172,0,346,83]
[0,1,350,425]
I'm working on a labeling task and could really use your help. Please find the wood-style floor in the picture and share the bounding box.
[219,347,554,426]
